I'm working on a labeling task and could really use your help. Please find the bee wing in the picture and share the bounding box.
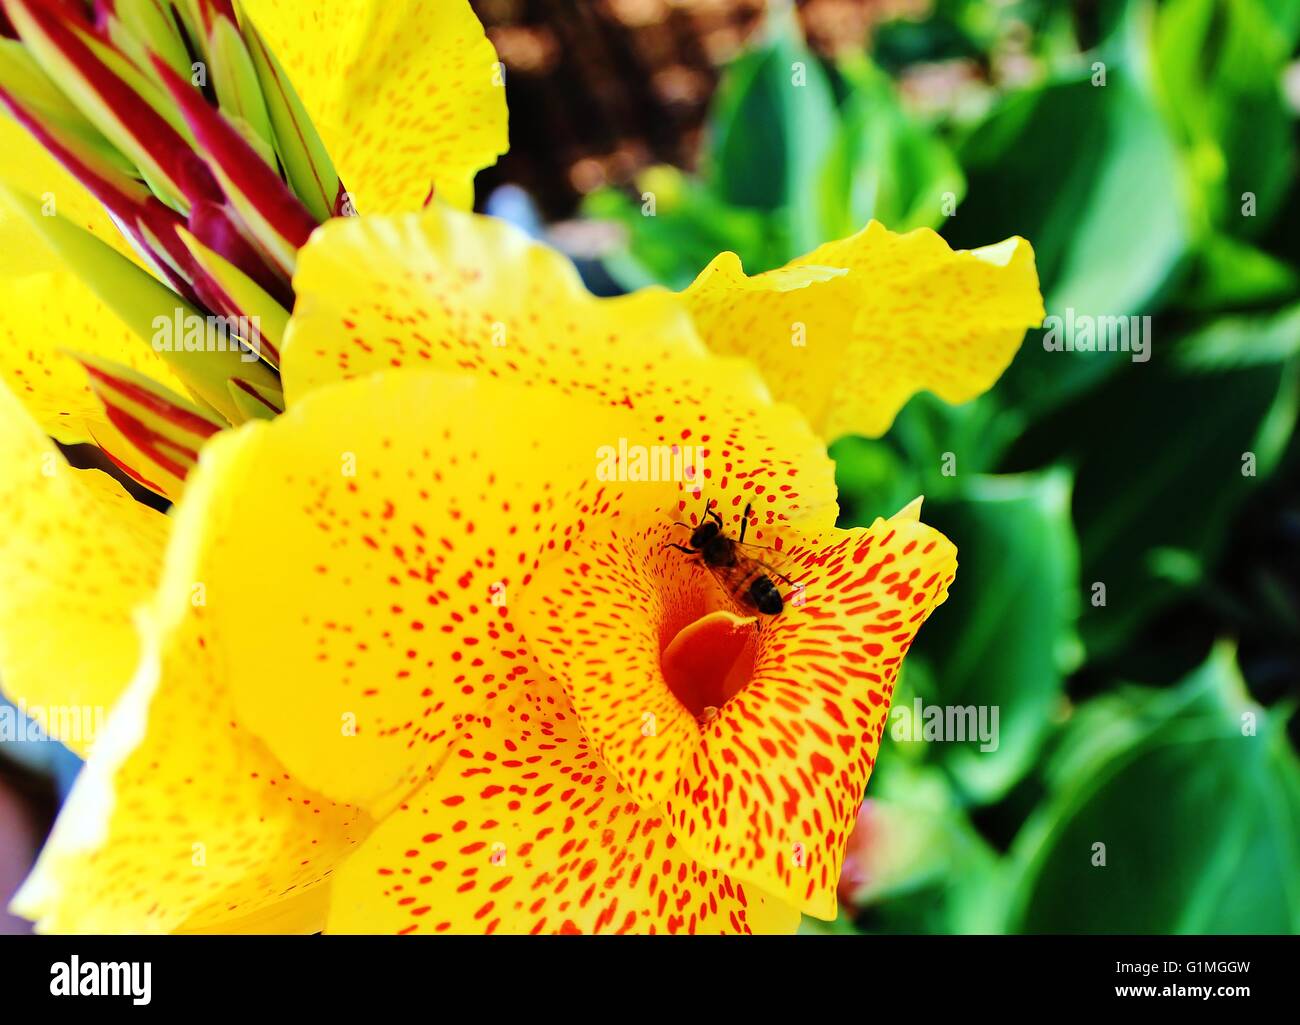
[731,541,797,586]
[701,558,765,607]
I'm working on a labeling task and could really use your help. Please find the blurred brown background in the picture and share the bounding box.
[471,0,925,215]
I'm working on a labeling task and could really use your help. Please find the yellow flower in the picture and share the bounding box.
[13,206,958,932]
[0,0,1046,934]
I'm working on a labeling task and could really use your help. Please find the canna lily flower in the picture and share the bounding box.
[12,205,962,932]
[0,1,1044,934]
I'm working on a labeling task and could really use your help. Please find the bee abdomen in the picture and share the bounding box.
[748,576,784,616]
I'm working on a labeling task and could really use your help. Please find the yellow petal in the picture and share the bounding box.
[240,0,508,213]
[0,379,167,756]
[327,680,800,934]
[176,886,332,934]
[155,369,649,814]
[0,269,190,444]
[12,429,372,933]
[282,203,715,405]
[683,222,1045,441]
[0,194,60,275]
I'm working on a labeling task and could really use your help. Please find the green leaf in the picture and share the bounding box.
[177,225,290,368]
[238,0,342,223]
[841,763,1008,934]
[908,471,1082,803]
[820,57,965,235]
[1154,0,1297,241]
[1257,0,1300,41]
[1176,303,1300,367]
[582,173,777,291]
[1007,308,1300,658]
[103,0,193,81]
[891,392,1024,495]
[948,69,1190,410]
[1175,233,1300,312]
[208,15,276,167]
[6,3,196,211]
[1007,644,1300,933]
[0,39,135,176]
[829,434,920,527]
[702,23,838,256]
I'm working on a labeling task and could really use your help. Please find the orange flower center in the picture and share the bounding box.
[659,610,759,720]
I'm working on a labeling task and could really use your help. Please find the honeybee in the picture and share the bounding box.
[664,500,793,616]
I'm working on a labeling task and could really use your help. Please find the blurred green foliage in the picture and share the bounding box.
[585,0,1300,934]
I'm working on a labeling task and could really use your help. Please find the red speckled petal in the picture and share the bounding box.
[522,498,956,918]
[520,492,703,808]
[668,508,957,919]
[327,678,800,935]
[281,203,716,405]
[281,205,840,526]
[520,426,841,809]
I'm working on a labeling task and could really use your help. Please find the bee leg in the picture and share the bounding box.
[662,543,698,555]
[739,501,754,543]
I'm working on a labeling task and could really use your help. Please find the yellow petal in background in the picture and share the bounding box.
[0,269,189,444]
[12,429,372,933]
[282,205,839,524]
[0,380,167,757]
[683,222,1045,442]
[282,203,710,406]
[240,0,508,213]
[327,680,800,934]
[0,196,60,276]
